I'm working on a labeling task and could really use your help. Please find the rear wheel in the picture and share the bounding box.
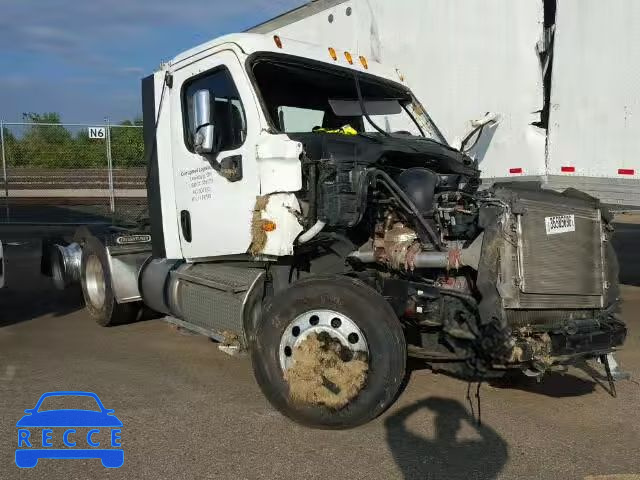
[251,275,406,429]
[80,237,137,327]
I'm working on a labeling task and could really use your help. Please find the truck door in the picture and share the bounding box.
[170,50,261,259]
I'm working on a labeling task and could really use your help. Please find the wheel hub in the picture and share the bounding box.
[85,255,106,309]
[278,309,369,372]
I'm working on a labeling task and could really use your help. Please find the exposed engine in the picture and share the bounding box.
[293,132,626,378]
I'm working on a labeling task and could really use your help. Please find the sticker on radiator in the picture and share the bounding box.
[544,214,575,235]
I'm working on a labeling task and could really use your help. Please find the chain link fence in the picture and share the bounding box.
[0,121,146,225]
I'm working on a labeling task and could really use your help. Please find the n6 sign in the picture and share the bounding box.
[88,127,106,139]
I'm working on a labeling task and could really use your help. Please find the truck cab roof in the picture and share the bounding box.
[166,32,406,87]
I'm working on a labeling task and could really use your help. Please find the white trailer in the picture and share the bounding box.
[250,0,640,208]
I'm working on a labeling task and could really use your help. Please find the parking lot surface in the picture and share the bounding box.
[0,223,639,480]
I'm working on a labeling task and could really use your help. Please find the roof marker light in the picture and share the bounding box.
[328,47,337,61]
[359,55,368,69]
[618,168,635,175]
[273,35,283,49]
[509,167,523,174]
[561,166,575,173]
[344,51,353,65]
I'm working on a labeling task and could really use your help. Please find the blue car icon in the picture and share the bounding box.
[16,391,123,468]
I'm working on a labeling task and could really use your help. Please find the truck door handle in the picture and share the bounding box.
[180,210,192,243]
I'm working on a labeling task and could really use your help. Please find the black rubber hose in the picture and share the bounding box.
[372,169,443,250]
[353,72,390,136]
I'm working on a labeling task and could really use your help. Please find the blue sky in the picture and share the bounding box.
[0,0,306,123]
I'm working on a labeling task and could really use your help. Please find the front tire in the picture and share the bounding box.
[251,275,406,429]
[80,237,137,327]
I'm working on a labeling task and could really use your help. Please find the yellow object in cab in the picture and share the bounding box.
[312,124,358,135]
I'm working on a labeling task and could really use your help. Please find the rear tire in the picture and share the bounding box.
[251,275,406,429]
[80,236,137,327]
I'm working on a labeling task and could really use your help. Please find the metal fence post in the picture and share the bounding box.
[0,119,9,222]
[105,118,115,217]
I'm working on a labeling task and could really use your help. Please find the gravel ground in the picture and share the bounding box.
[0,222,638,480]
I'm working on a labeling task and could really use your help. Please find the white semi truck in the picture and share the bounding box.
[46,32,626,428]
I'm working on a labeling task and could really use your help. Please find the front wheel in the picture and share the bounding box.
[251,275,406,429]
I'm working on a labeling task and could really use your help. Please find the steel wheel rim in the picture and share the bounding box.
[85,255,106,309]
[278,309,369,372]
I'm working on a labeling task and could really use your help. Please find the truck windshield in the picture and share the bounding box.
[249,55,446,144]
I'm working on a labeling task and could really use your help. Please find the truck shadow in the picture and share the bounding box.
[0,286,83,327]
[385,397,508,480]
[403,359,596,400]
[612,221,640,287]
[0,239,84,328]
[489,371,596,397]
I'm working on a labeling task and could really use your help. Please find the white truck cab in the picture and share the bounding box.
[148,33,424,261]
[47,32,625,429]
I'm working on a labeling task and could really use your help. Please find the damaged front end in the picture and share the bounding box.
[471,184,626,376]
[300,132,627,379]
[245,52,626,381]
[378,183,627,379]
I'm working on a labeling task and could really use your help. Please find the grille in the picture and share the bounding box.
[179,282,244,333]
[171,264,264,345]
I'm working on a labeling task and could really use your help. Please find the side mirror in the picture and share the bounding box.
[192,89,215,154]
[452,112,501,153]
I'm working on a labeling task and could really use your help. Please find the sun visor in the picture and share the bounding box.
[328,99,402,116]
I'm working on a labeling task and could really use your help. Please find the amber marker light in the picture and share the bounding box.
[344,51,354,64]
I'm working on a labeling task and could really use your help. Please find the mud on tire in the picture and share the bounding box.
[251,275,406,429]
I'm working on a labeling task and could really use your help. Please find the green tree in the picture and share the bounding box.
[74,128,108,168]
[1,126,21,168]
[14,112,75,167]
[110,118,144,167]
[3,113,144,169]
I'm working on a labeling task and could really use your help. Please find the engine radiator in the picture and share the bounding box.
[497,190,607,311]
[518,198,603,297]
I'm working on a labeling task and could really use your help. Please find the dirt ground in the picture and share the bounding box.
[0,222,638,480]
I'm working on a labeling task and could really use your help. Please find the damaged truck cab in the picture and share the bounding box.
[48,33,626,428]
